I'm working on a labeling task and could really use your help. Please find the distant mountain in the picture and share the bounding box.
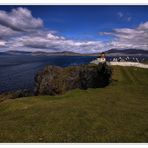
[1,49,147,57]
[0,50,99,56]
[0,50,80,56]
[32,51,81,56]
[7,50,32,55]
[106,49,148,55]
[0,50,32,55]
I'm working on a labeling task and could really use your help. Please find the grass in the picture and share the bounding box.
[0,66,148,143]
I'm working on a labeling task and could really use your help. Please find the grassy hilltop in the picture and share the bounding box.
[0,66,148,142]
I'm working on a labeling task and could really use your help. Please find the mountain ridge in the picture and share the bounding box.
[0,48,148,56]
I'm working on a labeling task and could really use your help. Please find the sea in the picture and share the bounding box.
[0,54,148,93]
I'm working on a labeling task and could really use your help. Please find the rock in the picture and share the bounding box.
[0,89,33,102]
[34,63,112,95]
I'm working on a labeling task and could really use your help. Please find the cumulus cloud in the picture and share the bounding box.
[101,21,148,50]
[0,25,20,39]
[0,7,44,48]
[0,7,43,32]
[0,40,6,47]
[10,32,105,53]
[6,20,148,53]
[0,7,148,53]
[47,33,65,40]
[0,7,105,53]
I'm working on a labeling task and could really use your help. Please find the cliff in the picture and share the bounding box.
[34,63,112,95]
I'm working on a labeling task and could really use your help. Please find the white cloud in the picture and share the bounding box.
[0,7,44,49]
[47,33,65,40]
[0,7,147,53]
[0,7,107,53]
[6,21,148,53]
[10,32,105,53]
[0,40,6,47]
[102,21,148,50]
[0,7,43,32]
[117,12,124,18]
[138,21,148,30]
[0,24,19,38]
[117,12,132,22]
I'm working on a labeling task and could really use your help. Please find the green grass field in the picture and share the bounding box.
[0,66,148,143]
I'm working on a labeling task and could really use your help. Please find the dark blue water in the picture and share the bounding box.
[0,55,96,93]
[0,54,148,93]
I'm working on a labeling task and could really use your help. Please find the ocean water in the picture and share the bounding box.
[0,55,96,93]
[0,54,148,93]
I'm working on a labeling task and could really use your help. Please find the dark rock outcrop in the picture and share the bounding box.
[34,63,112,95]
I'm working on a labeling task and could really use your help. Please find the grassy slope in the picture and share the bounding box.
[0,66,148,143]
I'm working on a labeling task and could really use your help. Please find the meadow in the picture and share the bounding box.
[0,66,148,142]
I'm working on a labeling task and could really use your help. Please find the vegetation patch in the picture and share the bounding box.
[0,66,148,142]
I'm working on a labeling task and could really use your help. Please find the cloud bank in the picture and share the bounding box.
[0,7,148,53]
[102,21,148,50]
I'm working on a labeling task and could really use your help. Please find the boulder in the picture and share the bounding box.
[34,63,112,95]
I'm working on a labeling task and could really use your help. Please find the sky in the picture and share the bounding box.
[0,5,148,53]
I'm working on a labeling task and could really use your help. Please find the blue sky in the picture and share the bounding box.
[0,5,148,53]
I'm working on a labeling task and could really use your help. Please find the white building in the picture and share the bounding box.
[96,57,106,63]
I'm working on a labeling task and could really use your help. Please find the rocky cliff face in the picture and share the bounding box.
[34,63,112,95]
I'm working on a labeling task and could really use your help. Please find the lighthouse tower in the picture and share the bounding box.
[97,52,106,63]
